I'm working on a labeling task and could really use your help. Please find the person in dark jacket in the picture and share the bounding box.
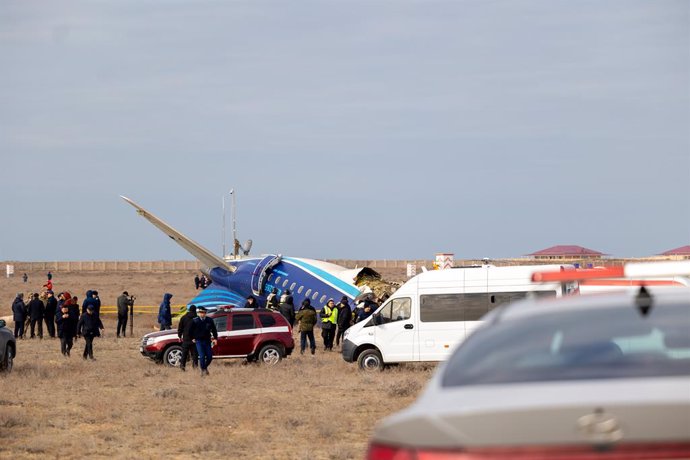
[190,307,218,376]
[194,274,200,290]
[44,290,57,338]
[295,298,317,355]
[56,293,79,356]
[92,291,101,316]
[335,296,352,347]
[55,292,65,323]
[177,305,198,371]
[12,293,26,338]
[158,293,173,330]
[82,290,98,315]
[278,295,296,328]
[116,291,134,337]
[28,293,44,339]
[355,299,377,323]
[77,305,104,360]
[244,295,259,309]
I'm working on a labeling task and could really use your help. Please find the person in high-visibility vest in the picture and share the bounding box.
[320,299,338,351]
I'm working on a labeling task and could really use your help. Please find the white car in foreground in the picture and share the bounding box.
[367,287,690,459]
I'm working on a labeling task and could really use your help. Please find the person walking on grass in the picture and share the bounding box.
[190,306,218,376]
[56,293,79,356]
[116,291,134,338]
[335,296,352,348]
[77,305,104,360]
[295,298,317,355]
[320,299,338,351]
[158,293,173,331]
[12,293,26,339]
[28,293,44,339]
[177,305,199,371]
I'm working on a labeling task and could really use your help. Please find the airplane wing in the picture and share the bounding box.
[121,196,236,273]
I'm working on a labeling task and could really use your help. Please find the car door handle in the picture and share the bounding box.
[404,324,414,329]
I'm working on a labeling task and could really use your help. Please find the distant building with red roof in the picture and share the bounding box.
[527,245,606,260]
[658,245,690,260]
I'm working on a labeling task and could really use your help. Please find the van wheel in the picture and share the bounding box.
[163,345,183,367]
[1,346,13,373]
[258,344,282,365]
[358,349,384,371]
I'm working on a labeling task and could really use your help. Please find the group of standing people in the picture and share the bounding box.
[292,296,363,355]
[193,274,211,290]
[11,288,105,360]
[241,289,380,355]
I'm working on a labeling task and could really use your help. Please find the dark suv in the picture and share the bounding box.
[140,308,294,366]
[0,319,15,373]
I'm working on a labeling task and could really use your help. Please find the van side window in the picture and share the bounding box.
[420,294,487,322]
[379,298,411,324]
[488,291,557,310]
[489,292,528,310]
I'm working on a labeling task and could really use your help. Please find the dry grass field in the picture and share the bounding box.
[0,269,431,460]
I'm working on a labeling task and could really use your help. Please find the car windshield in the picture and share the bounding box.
[442,301,690,387]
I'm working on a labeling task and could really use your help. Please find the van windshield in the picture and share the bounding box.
[441,302,690,387]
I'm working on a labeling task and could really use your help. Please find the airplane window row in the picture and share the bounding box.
[265,273,329,306]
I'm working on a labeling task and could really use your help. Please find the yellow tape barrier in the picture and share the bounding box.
[99,305,188,315]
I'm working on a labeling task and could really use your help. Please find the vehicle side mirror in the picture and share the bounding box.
[0,319,5,328]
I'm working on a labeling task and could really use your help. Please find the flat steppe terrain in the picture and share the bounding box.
[0,269,429,460]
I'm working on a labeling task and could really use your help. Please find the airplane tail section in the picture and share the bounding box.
[121,196,236,273]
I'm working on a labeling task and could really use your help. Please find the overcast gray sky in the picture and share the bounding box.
[1,0,688,261]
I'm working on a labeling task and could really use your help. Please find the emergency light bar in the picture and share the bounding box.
[532,261,690,283]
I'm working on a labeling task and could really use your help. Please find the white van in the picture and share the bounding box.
[341,264,575,370]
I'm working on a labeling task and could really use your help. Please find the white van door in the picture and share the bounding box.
[373,297,415,363]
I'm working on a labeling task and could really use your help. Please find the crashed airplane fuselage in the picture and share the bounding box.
[121,196,382,311]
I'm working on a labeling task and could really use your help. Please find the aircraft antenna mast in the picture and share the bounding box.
[222,194,226,258]
[231,189,238,258]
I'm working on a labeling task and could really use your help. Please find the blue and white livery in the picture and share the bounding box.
[121,196,379,311]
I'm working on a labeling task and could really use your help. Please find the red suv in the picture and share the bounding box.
[140,308,294,366]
